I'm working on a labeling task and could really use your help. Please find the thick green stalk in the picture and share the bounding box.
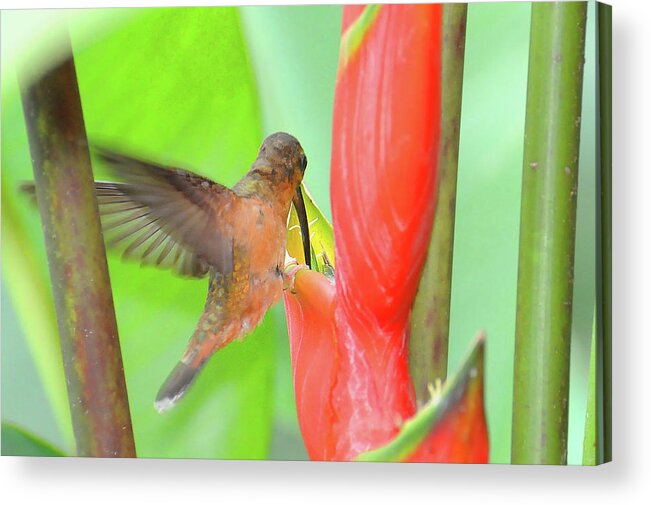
[511,2,587,465]
[410,3,467,405]
[18,38,136,457]
[582,314,598,465]
[597,1,612,463]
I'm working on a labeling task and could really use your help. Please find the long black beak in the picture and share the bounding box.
[292,185,312,269]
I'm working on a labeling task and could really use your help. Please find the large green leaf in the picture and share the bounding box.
[1,12,76,452]
[1,423,65,457]
[2,7,274,459]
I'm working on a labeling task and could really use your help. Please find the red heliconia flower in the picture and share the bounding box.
[283,4,488,463]
[330,3,442,460]
[284,270,337,460]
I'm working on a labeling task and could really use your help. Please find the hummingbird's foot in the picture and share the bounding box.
[427,378,444,403]
[283,262,309,293]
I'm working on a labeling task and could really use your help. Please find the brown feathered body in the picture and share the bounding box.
[86,132,307,411]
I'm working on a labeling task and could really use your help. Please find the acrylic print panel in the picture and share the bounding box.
[1,1,608,465]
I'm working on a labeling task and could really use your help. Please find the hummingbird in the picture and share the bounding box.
[23,132,312,412]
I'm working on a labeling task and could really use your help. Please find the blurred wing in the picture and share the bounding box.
[95,148,236,278]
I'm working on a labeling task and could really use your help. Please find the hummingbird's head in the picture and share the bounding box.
[253,132,312,269]
[256,132,307,186]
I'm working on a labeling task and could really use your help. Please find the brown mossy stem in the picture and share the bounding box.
[19,33,136,457]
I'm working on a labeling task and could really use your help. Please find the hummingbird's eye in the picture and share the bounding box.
[300,153,307,171]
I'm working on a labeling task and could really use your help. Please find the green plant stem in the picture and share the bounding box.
[582,314,597,465]
[18,38,136,457]
[511,2,587,465]
[597,2,612,464]
[409,3,467,404]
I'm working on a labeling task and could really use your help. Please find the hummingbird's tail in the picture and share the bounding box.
[154,291,243,413]
[154,360,204,413]
[154,269,252,413]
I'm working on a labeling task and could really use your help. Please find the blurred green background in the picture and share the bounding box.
[0,2,596,463]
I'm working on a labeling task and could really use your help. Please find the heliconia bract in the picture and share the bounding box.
[283,4,489,463]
